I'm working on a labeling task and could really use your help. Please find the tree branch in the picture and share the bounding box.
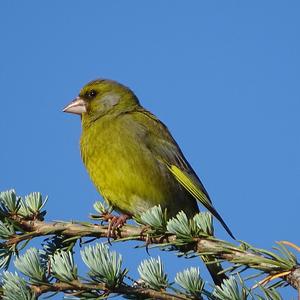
[5,215,300,291]
[31,279,189,300]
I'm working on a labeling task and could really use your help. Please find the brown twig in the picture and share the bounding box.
[280,241,300,253]
[5,215,300,291]
[31,280,189,300]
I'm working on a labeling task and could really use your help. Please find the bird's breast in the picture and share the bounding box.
[80,116,198,217]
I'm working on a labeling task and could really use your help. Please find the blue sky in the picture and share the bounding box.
[1,1,299,299]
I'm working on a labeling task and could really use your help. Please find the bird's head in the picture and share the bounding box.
[63,79,140,122]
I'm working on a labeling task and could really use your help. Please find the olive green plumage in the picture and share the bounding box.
[64,79,234,285]
[80,80,200,218]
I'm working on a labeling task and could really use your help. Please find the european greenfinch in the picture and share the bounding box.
[63,79,234,284]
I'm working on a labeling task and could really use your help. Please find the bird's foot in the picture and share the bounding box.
[103,214,130,239]
[138,226,155,255]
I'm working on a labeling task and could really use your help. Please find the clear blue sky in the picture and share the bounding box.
[1,1,299,299]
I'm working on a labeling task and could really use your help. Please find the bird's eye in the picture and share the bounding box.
[86,89,97,99]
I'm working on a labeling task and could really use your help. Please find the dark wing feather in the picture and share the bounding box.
[132,108,234,239]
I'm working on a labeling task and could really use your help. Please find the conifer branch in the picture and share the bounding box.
[0,190,298,299]
[3,214,299,291]
[30,280,189,300]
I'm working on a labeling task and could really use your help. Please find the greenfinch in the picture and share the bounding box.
[63,79,234,284]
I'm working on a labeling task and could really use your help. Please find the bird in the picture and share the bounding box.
[63,78,234,285]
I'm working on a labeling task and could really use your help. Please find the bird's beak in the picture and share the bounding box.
[63,97,87,115]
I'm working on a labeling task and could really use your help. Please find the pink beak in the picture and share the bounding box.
[63,97,87,115]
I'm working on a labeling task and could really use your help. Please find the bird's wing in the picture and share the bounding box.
[166,164,234,238]
[131,108,234,239]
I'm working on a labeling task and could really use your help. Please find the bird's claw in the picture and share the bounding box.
[103,214,129,239]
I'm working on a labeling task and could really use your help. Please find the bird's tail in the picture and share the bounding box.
[201,255,227,286]
[167,164,235,239]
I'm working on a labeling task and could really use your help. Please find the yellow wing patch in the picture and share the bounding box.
[167,164,235,239]
[167,164,212,208]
